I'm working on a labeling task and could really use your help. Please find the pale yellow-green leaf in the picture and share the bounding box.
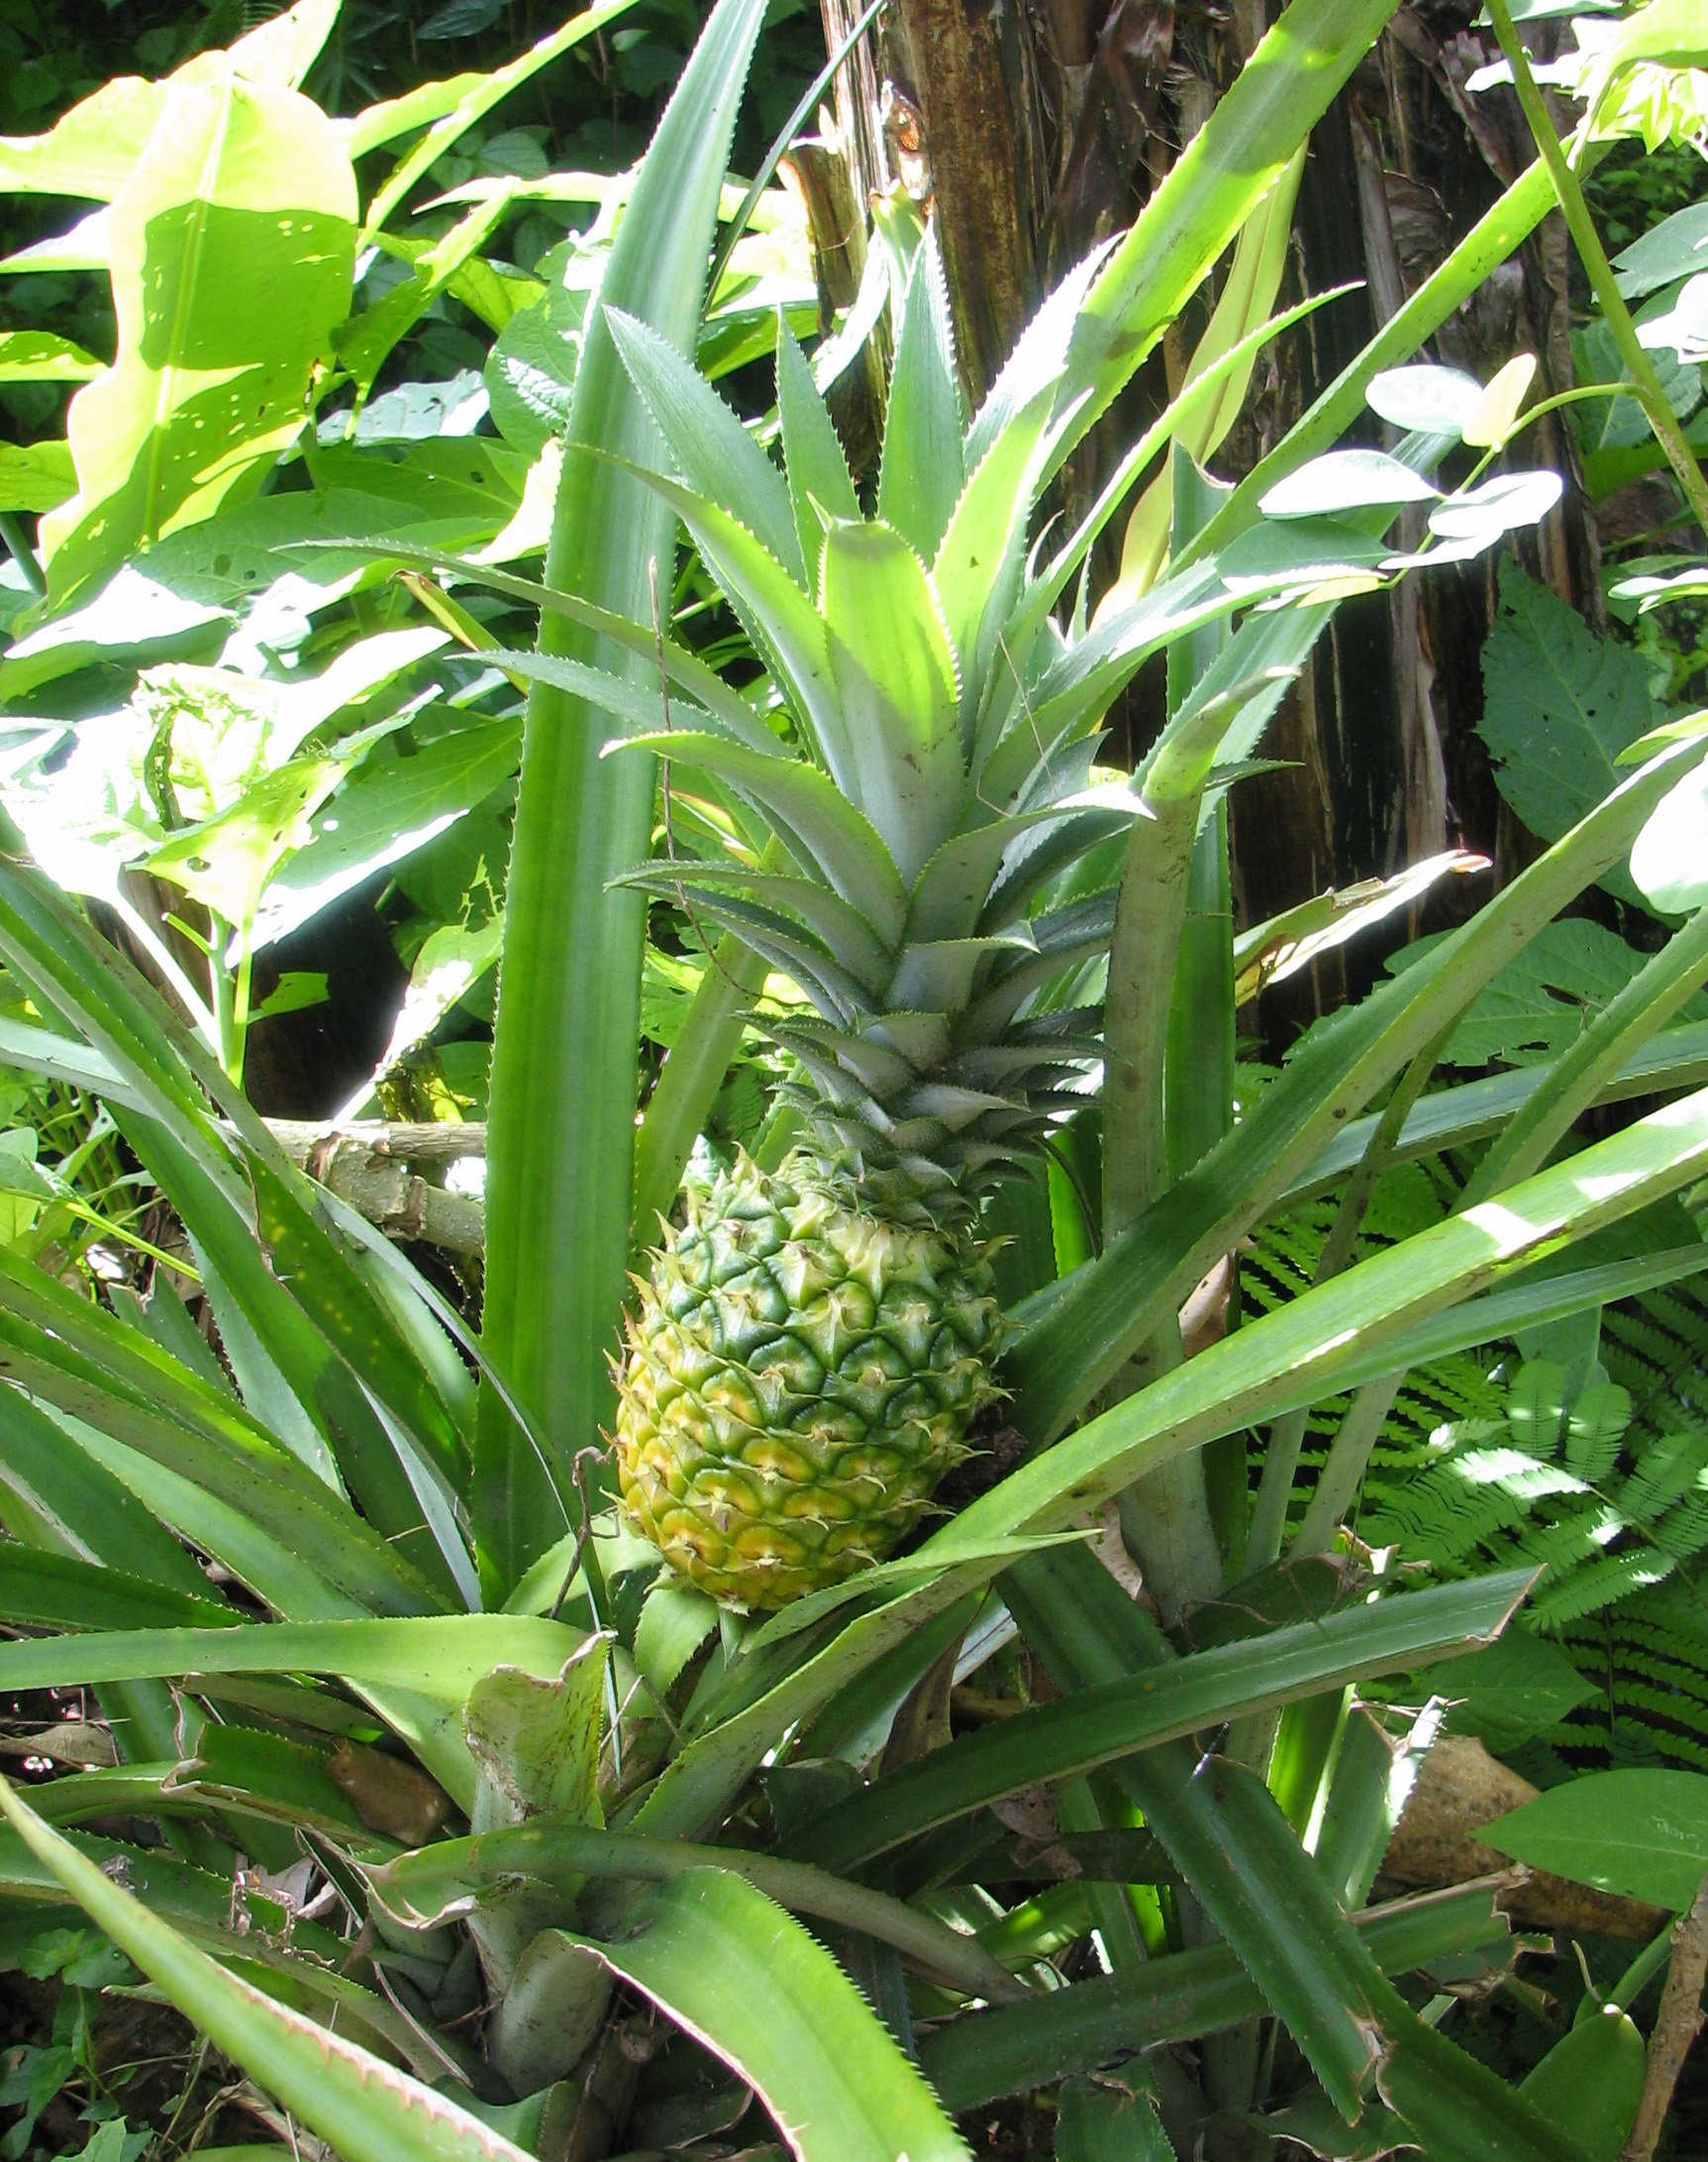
[0,333,101,384]
[0,441,74,513]
[224,0,345,88]
[42,68,357,609]
[146,752,349,928]
[1463,354,1539,449]
[0,76,164,200]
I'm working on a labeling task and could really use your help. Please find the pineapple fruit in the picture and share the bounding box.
[617,1155,1003,1606]
[605,239,1246,1606]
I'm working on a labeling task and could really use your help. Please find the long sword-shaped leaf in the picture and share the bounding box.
[0,1614,593,1703]
[475,0,768,1596]
[0,862,469,1595]
[790,1571,1532,1872]
[920,1880,1515,2110]
[1188,158,1556,562]
[606,305,803,578]
[1007,734,1708,1437]
[1006,1548,1579,2157]
[562,1869,971,2160]
[1022,0,1405,483]
[956,1078,1708,1551]
[0,1778,536,2162]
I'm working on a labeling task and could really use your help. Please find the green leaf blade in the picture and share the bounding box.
[566,1869,971,2161]
[474,0,772,1598]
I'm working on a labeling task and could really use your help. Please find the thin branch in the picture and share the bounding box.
[265,1120,486,1257]
[1621,1874,1708,2162]
[1486,0,1708,536]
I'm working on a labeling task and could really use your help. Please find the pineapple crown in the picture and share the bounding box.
[596,231,1290,1199]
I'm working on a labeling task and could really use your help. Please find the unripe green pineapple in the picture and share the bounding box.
[617,1154,1002,1608]
[601,231,1254,1605]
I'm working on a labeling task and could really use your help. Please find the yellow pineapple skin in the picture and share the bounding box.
[616,1154,1003,1608]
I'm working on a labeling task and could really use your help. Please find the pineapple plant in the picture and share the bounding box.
[606,240,1262,1606]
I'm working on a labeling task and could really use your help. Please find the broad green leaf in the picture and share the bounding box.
[476,0,770,1596]
[1483,1767,1708,1908]
[1518,2008,1646,2162]
[1392,918,1698,1070]
[1425,1628,1596,1750]
[1260,448,1440,517]
[484,278,583,455]
[1366,363,1483,436]
[0,1777,538,2162]
[338,198,511,395]
[1479,559,1659,904]
[220,0,345,89]
[0,207,109,274]
[43,69,357,611]
[254,718,521,949]
[308,436,526,531]
[1615,200,1708,298]
[146,748,353,929]
[564,1870,970,2160]
[1462,354,1538,448]
[354,911,503,1115]
[1421,469,1561,557]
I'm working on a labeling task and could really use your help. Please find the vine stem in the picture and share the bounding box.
[1486,0,1708,536]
